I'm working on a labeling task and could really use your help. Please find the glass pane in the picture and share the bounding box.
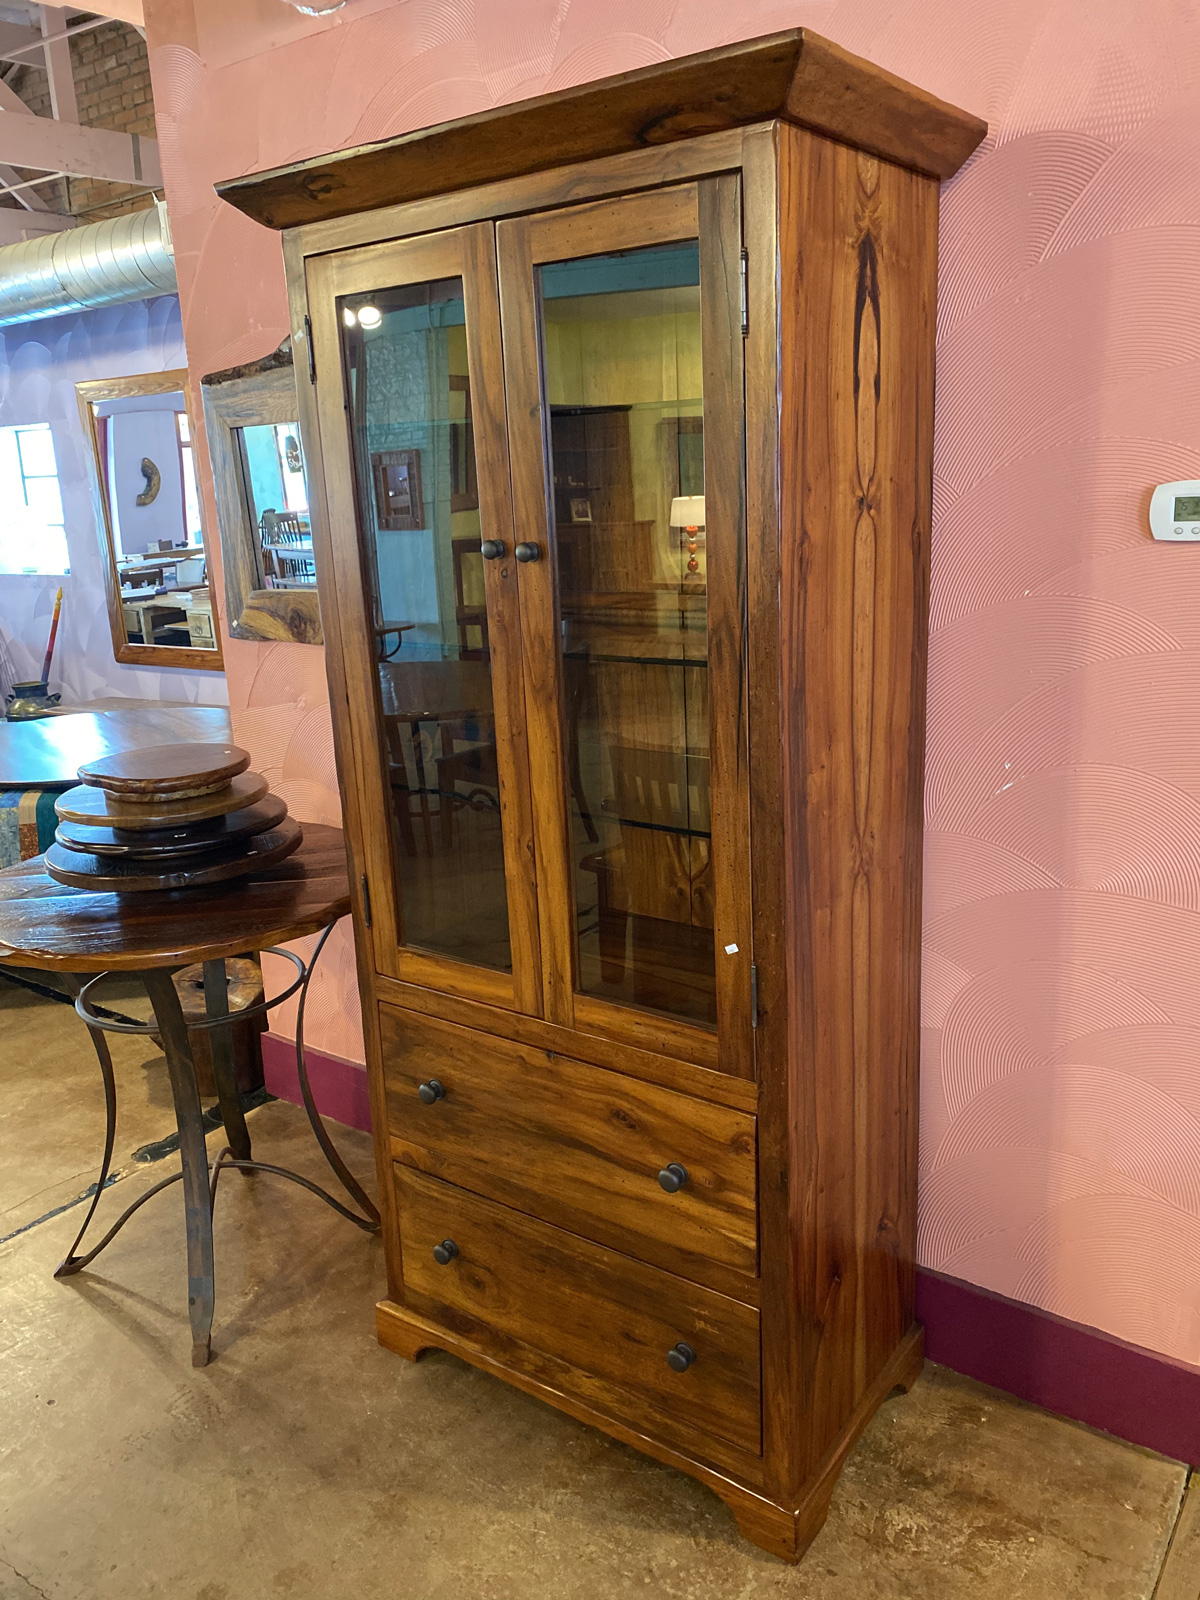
[341,277,510,973]
[16,423,56,478]
[539,242,714,1028]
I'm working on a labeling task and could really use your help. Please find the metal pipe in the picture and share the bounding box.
[0,201,176,327]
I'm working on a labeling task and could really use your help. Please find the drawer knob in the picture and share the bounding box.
[480,539,506,560]
[432,1239,459,1265]
[417,1078,446,1104]
[514,541,541,563]
[667,1341,697,1373]
[657,1162,689,1193]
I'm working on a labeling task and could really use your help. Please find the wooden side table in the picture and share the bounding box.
[0,823,377,1366]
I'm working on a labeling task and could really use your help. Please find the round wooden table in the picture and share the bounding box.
[0,823,377,1367]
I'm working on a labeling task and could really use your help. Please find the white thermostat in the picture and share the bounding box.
[1150,479,1200,541]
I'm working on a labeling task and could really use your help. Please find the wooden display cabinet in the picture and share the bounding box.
[220,31,985,1561]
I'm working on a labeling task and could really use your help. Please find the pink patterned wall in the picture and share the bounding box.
[144,0,1200,1365]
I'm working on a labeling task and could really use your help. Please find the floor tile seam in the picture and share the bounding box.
[1151,1469,1196,1599]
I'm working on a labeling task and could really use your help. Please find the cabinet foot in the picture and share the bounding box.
[724,1323,926,1562]
[724,1487,830,1563]
[375,1299,438,1362]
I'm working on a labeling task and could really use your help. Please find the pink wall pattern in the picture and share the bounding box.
[143,0,1200,1364]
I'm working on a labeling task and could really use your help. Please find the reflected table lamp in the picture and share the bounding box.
[670,495,706,579]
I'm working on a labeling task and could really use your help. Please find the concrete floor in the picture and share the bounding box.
[2,971,1198,1600]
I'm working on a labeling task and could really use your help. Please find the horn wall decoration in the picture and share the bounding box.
[136,456,161,506]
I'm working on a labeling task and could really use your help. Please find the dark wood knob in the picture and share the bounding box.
[667,1341,696,1373]
[432,1239,459,1265]
[417,1078,446,1104]
[514,541,540,562]
[657,1162,688,1193]
[480,539,506,559]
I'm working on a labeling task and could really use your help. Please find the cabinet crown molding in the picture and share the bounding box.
[215,29,986,231]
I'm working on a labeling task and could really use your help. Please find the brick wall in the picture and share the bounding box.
[4,18,158,222]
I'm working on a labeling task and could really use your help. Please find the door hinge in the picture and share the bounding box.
[304,313,316,384]
[360,873,372,929]
[750,961,758,1028]
[739,249,749,338]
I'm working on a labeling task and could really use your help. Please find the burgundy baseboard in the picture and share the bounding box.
[259,1032,1200,1466]
[917,1266,1200,1465]
[260,1032,373,1135]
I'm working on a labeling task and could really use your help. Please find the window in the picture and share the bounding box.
[175,409,203,542]
[0,423,68,575]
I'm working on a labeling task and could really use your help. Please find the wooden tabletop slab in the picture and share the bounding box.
[0,705,233,791]
[54,771,270,829]
[44,818,301,893]
[0,822,350,971]
[55,794,288,858]
[77,741,250,798]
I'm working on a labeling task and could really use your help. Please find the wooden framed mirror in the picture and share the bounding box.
[76,369,224,670]
[201,350,321,644]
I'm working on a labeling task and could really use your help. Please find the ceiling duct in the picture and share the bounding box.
[0,200,176,328]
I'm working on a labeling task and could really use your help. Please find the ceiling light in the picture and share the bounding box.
[356,305,382,329]
[342,307,357,327]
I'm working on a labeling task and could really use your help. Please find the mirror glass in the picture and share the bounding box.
[235,422,314,590]
[201,361,321,644]
[77,371,222,666]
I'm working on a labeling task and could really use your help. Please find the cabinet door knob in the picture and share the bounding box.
[667,1341,697,1373]
[432,1239,459,1265]
[480,539,506,560]
[514,541,541,563]
[417,1078,446,1104]
[657,1162,689,1193]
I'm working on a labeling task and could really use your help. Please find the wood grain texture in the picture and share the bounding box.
[381,1004,758,1292]
[0,821,349,970]
[730,1324,924,1560]
[54,793,287,857]
[0,706,234,792]
[284,227,407,1305]
[217,30,985,231]
[697,172,754,1079]
[396,1166,762,1459]
[374,969,756,1111]
[233,588,322,643]
[460,221,543,1019]
[75,369,224,673]
[44,817,301,893]
[376,1295,768,1490]
[54,771,268,829]
[289,91,951,1562]
[282,126,752,265]
[77,742,249,794]
[773,123,936,1489]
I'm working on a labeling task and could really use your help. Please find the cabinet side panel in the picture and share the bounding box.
[778,124,936,1468]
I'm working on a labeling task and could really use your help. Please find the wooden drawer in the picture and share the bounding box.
[381,1006,757,1287]
[396,1166,762,1457]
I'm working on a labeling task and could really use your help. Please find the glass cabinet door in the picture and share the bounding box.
[498,182,753,1073]
[307,226,540,1014]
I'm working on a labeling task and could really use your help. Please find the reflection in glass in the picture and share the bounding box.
[87,389,216,651]
[236,421,313,588]
[540,241,715,1027]
[341,279,510,972]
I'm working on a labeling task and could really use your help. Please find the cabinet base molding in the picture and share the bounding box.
[376,1299,924,1562]
[732,1323,926,1561]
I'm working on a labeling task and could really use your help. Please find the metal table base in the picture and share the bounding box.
[57,923,379,1367]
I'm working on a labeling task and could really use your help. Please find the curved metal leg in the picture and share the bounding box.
[203,959,252,1164]
[55,974,120,1280]
[143,968,216,1368]
[293,924,379,1227]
